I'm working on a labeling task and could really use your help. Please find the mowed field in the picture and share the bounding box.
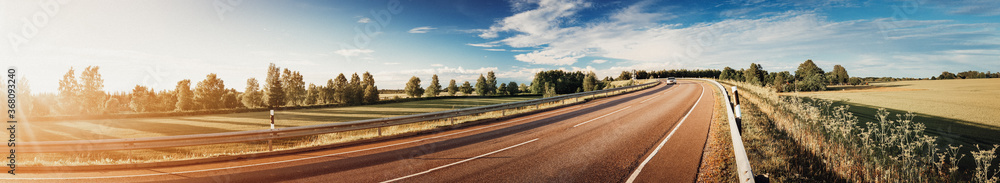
[21,96,541,142]
[788,78,1000,128]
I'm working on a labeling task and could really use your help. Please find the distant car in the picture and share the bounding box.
[667,77,676,85]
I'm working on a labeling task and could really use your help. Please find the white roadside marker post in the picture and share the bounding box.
[732,86,743,133]
[269,109,274,151]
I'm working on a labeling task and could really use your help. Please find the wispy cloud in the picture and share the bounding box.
[484,48,507,51]
[466,43,499,47]
[408,26,436,33]
[357,17,372,23]
[334,49,374,57]
[592,59,607,64]
[475,0,1000,77]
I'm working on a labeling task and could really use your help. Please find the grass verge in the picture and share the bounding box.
[696,79,737,182]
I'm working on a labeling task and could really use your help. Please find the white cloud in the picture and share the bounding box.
[408,26,437,33]
[430,64,444,67]
[484,48,507,51]
[334,49,374,57]
[466,43,499,47]
[357,17,372,23]
[477,1,1000,78]
[591,59,607,64]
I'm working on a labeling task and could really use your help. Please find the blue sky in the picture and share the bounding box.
[2,0,999,93]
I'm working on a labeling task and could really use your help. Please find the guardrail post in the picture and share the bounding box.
[269,109,274,152]
[732,86,743,133]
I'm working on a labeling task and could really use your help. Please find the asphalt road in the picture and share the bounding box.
[9,80,717,183]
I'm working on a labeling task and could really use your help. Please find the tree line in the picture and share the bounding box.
[25,63,382,116]
[720,60,860,92]
[404,71,523,98]
[934,71,1000,80]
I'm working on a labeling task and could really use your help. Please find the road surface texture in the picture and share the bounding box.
[8,80,717,183]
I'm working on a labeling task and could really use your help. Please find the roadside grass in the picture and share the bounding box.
[720,82,846,182]
[832,101,1000,173]
[21,84,657,166]
[787,78,1000,128]
[696,80,737,182]
[22,96,541,142]
[724,80,1000,182]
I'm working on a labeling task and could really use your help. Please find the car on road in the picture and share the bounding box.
[667,77,676,85]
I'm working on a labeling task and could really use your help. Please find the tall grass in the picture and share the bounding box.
[722,80,999,182]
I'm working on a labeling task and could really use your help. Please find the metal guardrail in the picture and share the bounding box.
[19,80,660,153]
[689,78,756,183]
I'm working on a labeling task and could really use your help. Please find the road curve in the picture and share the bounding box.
[8,80,717,183]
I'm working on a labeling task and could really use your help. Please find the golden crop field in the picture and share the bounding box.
[21,96,541,142]
[787,78,1000,128]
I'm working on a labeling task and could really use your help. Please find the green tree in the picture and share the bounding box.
[263,63,285,108]
[939,71,957,79]
[460,81,473,95]
[304,83,318,105]
[743,63,765,86]
[583,71,597,92]
[241,78,263,108]
[405,76,424,98]
[497,83,509,96]
[58,67,80,115]
[324,79,335,104]
[129,85,152,112]
[364,84,379,103]
[719,67,735,80]
[795,59,825,81]
[832,65,849,84]
[221,89,241,109]
[333,73,349,103]
[848,77,863,86]
[617,71,632,80]
[796,73,827,92]
[282,69,306,106]
[79,66,106,113]
[475,74,488,96]
[485,71,498,96]
[176,79,194,111]
[348,73,362,104]
[426,74,441,97]
[194,73,226,110]
[543,82,557,98]
[507,81,519,95]
[447,79,458,96]
[362,72,379,104]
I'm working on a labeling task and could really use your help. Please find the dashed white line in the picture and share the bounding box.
[639,95,659,103]
[572,106,632,128]
[380,138,539,183]
[625,85,705,183]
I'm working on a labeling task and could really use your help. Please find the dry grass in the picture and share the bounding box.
[696,80,737,182]
[21,96,540,142]
[786,78,1000,127]
[724,80,1000,182]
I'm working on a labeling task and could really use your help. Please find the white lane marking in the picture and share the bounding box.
[3,106,585,180]
[380,138,539,183]
[572,106,632,128]
[625,84,705,183]
[639,95,658,103]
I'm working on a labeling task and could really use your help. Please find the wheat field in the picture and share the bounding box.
[786,78,1000,128]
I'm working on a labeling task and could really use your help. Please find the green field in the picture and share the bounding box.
[22,96,541,142]
[788,78,1000,128]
